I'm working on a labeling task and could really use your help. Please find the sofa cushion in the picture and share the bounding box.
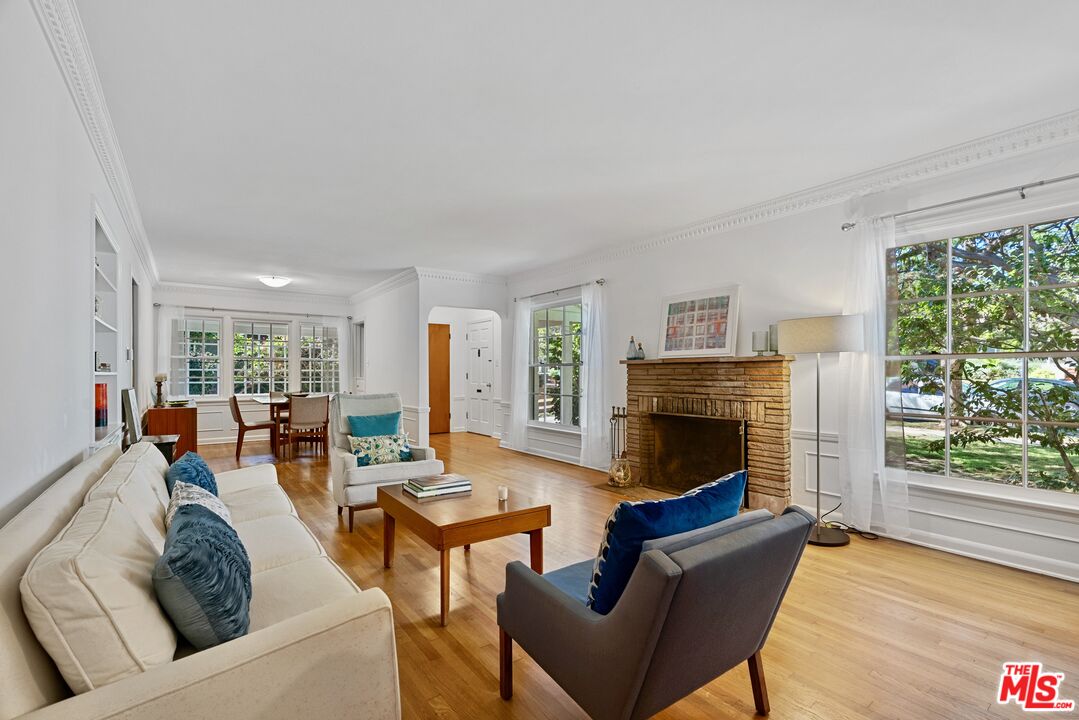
[248,557,360,632]
[542,559,594,606]
[153,505,252,650]
[166,452,217,496]
[219,483,295,523]
[20,498,177,694]
[349,434,412,467]
[347,412,401,438]
[642,508,774,555]
[234,514,325,573]
[166,481,232,529]
[586,470,747,615]
[85,449,171,552]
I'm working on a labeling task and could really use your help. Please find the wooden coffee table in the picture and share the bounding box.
[377,475,551,626]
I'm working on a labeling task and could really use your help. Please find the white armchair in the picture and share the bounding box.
[330,393,444,530]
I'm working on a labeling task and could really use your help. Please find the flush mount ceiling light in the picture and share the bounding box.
[258,275,292,288]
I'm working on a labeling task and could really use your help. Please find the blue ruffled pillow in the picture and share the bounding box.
[347,412,401,438]
[152,504,251,649]
[585,470,747,615]
[166,452,217,496]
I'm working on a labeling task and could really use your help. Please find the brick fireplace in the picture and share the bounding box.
[621,355,793,513]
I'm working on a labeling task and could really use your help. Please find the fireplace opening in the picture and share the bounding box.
[648,413,746,500]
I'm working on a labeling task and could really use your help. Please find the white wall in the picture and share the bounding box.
[0,0,156,526]
[427,307,502,434]
[350,272,423,440]
[505,141,1079,581]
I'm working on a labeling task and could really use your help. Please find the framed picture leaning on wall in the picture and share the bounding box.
[657,285,741,358]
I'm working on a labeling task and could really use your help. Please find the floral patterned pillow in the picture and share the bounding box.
[349,434,413,467]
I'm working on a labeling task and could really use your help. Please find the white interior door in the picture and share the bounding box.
[467,319,493,435]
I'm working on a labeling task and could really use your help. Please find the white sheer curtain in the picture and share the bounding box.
[155,304,184,396]
[326,315,350,393]
[839,216,910,536]
[506,297,533,452]
[579,281,609,469]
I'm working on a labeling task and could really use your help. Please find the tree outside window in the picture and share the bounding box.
[530,302,582,428]
[886,215,1079,493]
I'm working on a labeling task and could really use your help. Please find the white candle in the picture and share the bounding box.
[752,331,769,354]
[497,485,509,501]
[154,373,167,382]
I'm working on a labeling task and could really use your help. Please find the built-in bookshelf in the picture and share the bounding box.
[93,217,123,448]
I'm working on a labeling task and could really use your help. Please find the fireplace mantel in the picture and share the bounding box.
[623,355,793,513]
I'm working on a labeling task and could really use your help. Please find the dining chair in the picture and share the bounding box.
[284,394,329,458]
[229,395,277,461]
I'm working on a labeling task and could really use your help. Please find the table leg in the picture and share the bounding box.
[528,529,544,574]
[269,405,278,455]
[383,512,396,568]
[440,547,451,626]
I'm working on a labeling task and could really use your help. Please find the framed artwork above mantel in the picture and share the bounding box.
[657,285,740,358]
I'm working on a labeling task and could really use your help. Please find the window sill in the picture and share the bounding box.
[902,471,1079,518]
[527,422,581,436]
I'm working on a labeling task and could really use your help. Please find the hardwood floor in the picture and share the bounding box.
[202,434,1079,720]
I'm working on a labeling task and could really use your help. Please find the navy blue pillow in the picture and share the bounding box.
[152,504,251,649]
[347,412,401,438]
[586,470,747,615]
[166,452,217,496]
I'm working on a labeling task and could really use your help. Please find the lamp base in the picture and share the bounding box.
[808,524,850,547]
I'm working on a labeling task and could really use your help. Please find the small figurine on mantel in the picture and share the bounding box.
[635,341,645,360]
[626,336,637,360]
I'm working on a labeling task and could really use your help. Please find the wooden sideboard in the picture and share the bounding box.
[146,405,198,459]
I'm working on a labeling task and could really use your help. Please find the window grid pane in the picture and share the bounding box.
[529,301,583,428]
[233,321,290,394]
[170,318,221,397]
[886,215,1079,494]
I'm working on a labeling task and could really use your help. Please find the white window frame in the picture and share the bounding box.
[170,317,221,398]
[232,319,290,395]
[528,297,583,430]
[299,322,340,393]
[886,207,1079,496]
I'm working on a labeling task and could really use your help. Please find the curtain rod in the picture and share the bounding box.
[153,302,350,320]
[840,170,1079,231]
[513,278,605,302]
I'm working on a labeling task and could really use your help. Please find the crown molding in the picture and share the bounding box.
[348,268,420,304]
[32,0,159,284]
[510,108,1079,283]
[415,267,507,286]
[156,281,352,308]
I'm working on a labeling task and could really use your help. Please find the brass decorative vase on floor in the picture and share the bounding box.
[607,406,633,487]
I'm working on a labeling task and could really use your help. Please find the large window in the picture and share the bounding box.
[885,214,1079,494]
[171,318,220,396]
[530,301,582,427]
[299,323,339,393]
[233,321,290,394]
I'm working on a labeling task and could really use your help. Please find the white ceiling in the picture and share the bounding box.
[77,1,1079,297]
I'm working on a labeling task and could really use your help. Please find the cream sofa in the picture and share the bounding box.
[0,442,400,720]
[329,393,444,530]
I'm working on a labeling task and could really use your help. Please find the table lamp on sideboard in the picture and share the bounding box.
[777,314,864,547]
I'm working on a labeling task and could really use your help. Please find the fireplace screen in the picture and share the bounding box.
[649,413,746,499]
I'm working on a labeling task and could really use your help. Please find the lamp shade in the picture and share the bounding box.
[777,314,864,354]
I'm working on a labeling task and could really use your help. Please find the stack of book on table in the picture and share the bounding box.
[403,473,472,499]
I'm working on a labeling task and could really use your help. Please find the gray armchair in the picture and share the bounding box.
[497,506,813,719]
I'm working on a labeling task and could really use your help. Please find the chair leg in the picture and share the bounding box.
[499,627,513,700]
[337,505,343,516]
[348,506,355,533]
[235,429,244,462]
[747,650,769,715]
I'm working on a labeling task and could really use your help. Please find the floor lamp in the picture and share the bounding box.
[778,314,864,547]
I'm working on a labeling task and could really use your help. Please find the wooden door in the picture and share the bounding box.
[428,324,451,434]
[467,318,494,436]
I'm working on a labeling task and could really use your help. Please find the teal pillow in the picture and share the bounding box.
[166,452,217,496]
[347,412,401,438]
[153,504,251,649]
[585,470,747,615]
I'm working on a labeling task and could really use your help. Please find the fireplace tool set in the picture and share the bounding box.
[608,406,632,487]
